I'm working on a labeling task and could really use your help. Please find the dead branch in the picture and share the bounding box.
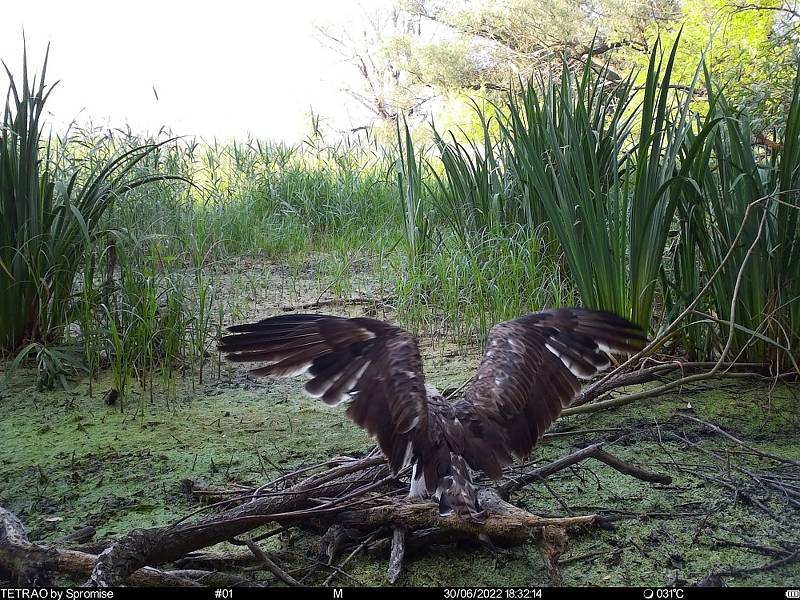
[366,527,479,556]
[573,361,769,407]
[500,444,605,497]
[677,413,800,467]
[563,368,792,417]
[174,548,260,570]
[49,526,97,547]
[538,525,568,586]
[499,443,671,497]
[711,537,794,558]
[591,448,672,484]
[709,550,800,579]
[323,531,381,586]
[0,506,203,586]
[0,506,55,586]
[671,432,800,509]
[386,527,406,584]
[245,539,300,586]
[86,455,389,586]
[281,296,395,312]
[166,570,264,587]
[335,490,599,547]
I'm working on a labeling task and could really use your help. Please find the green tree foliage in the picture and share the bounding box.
[371,0,797,131]
[622,0,800,132]
[397,0,680,86]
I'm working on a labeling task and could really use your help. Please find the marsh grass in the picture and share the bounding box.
[672,67,800,369]
[395,227,575,343]
[4,36,800,396]
[3,120,402,397]
[393,36,799,366]
[0,47,184,354]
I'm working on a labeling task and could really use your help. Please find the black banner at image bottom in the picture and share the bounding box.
[1,587,797,600]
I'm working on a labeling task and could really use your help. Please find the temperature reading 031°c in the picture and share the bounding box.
[643,589,684,599]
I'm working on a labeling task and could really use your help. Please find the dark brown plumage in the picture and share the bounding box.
[218,308,646,520]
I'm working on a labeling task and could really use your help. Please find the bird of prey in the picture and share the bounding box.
[218,308,645,521]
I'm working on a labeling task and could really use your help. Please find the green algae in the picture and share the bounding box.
[0,364,798,586]
[0,369,370,540]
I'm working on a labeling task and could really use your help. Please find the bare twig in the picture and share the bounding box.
[323,531,381,586]
[676,414,800,467]
[245,539,300,587]
[280,296,395,312]
[712,550,800,578]
[500,443,671,497]
[386,527,406,584]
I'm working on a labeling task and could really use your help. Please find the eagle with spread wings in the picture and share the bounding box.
[218,308,645,521]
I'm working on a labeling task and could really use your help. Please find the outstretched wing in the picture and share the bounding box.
[218,313,442,483]
[454,308,646,479]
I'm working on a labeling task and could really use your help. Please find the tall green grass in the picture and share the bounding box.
[394,112,573,342]
[393,36,799,367]
[429,106,520,242]
[501,37,706,329]
[76,128,400,263]
[394,118,433,269]
[0,47,180,353]
[674,67,800,369]
[5,35,800,394]
[395,227,575,343]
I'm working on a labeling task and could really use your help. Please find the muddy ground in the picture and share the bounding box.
[1,259,798,586]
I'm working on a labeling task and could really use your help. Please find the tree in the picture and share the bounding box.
[316,0,798,134]
[314,4,435,127]
[397,0,681,88]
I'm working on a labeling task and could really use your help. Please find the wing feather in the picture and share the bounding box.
[218,313,443,485]
[455,308,645,478]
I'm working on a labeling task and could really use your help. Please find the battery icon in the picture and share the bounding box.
[786,591,799,598]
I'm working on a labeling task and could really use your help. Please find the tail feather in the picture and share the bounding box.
[435,455,484,523]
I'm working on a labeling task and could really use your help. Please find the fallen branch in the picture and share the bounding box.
[335,490,599,546]
[0,506,206,587]
[86,455,389,586]
[386,527,406,584]
[677,413,800,467]
[591,448,672,484]
[709,550,800,580]
[323,531,381,586]
[49,526,97,547]
[0,506,55,586]
[166,570,263,587]
[366,527,479,556]
[711,537,794,558]
[499,443,671,497]
[573,361,769,407]
[280,297,395,312]
[245,539,300,586]
[563,369,786,417]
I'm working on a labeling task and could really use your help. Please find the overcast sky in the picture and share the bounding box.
[2,1,389,142]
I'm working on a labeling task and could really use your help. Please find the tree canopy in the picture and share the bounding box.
[317,0,799,133]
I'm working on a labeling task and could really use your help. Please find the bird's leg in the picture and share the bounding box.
[407,463,429,500]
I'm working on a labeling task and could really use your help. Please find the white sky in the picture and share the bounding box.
[1,0,390,143]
